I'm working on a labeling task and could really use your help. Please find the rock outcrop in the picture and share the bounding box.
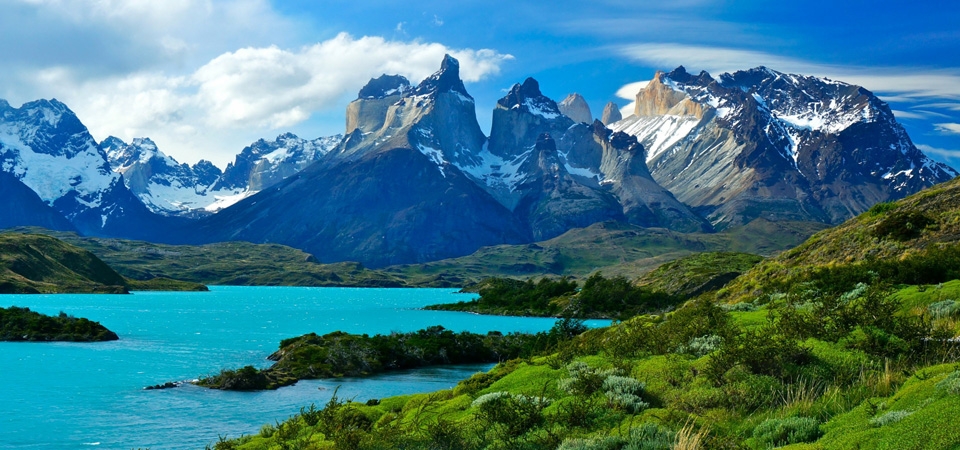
[558,93,593,124]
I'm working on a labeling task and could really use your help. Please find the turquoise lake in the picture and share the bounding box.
[0,286,609,449]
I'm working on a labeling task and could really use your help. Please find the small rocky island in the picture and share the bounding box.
[0,306,119,341]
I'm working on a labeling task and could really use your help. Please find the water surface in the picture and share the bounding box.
[0,286,607,449]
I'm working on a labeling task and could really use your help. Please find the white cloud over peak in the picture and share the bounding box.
[13,33,512,167]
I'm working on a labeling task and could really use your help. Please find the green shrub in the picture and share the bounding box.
[602,375,649,413]
[679,334,723,357]
[558,362,619,397]
[556,423,674,450]
[752,416,821,447]
[935,371,960,395]
[928,300,960,320]
[869,410,913,427]
[872,210,935,241]
[258,423,275,438]
[623,423,675,450]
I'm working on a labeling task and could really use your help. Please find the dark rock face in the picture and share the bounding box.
[611,66,956,228]
[0,171,73,231]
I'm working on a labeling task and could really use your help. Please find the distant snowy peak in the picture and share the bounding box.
[102,132,341,216]
[102,136,225,215]
[217,132,342,192]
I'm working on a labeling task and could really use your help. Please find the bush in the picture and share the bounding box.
[602,375,649,413]
[556,423,674,450]
[752,416,821,447]
[559,362,619,397]
[679,334,723,357]
[869,410,913,427]
[936,371,960,395]
[928,300,960,320]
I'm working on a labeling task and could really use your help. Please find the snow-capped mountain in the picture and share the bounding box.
[610,66,956,227]
[0,99,174,237]
[471,77,709,235]
[102,133,341,216]
[198,55,528,267]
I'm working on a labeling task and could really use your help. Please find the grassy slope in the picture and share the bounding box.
[0,233,129,293]
[720,176,960,305]
[636,252,764,299]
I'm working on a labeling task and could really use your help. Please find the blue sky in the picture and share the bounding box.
[1,0,958,168]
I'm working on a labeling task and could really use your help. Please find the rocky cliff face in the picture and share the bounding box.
[465,78,709,236]
[558,93,593,124]
[335,55,486,170]
[601,102,622,125]
[610,66,956,228]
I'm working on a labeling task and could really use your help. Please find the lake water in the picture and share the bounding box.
[0,286,608,449]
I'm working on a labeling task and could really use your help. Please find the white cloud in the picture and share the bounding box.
[15,33,512,167]
[616,80,648,100]
[935,123,960,135]
[892,110,927,120]
[918,144,960,159]
[615,43,960,102]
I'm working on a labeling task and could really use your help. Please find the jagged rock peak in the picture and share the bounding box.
[601,102,622,125]
[413,54,470,98]
[662,66,714,86]
[497,78,562,119]
[558,93,592,124]
[358,74,412,99]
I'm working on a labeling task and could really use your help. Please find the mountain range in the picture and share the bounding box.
[0,57,954,267]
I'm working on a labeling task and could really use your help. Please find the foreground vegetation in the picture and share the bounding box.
[0,306,118,341]
[197,321,587,391]
[209,178,960,449]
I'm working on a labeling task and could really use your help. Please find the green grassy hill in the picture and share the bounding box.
[720,176,960,305]
[16,229,408,287]
[0,233,130,293]
[0,232,205,293]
